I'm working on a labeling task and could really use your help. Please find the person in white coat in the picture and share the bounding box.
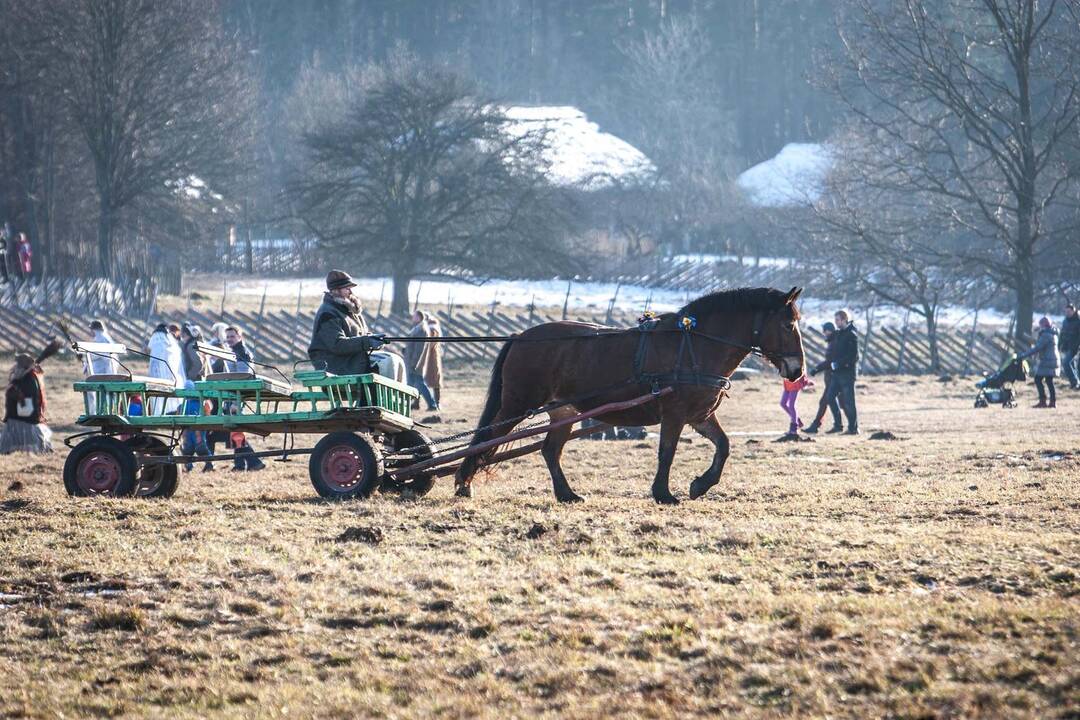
[146,323,184,414]
[82,320,119,376]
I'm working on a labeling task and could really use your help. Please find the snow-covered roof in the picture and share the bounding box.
[503,106,656,190]
[737,143,832,208]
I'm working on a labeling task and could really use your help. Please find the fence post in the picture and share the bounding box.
[562,280,571,321]
[376,280,386,319]
[895,309,910,374]
[859,304,876,375]
[962,307,980,376]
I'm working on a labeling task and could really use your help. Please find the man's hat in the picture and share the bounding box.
[326,269,357,291]
[89,319,104,331]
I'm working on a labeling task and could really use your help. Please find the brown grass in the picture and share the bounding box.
[0,361,1078,718]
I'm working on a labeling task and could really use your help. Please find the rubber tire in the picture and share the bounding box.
[126,436,179,499]
[309,432,383,500]
[63,436,139,498]
[383,429,437,497]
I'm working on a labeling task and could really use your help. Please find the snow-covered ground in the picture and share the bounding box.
[226,275,1025,330]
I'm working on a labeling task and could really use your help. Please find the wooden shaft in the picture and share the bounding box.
[427,423,614,478]
[390,387,670,481]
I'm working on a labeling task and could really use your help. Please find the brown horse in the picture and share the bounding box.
[454,286,806,504]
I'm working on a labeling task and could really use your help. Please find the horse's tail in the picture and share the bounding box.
[456,339,513,484]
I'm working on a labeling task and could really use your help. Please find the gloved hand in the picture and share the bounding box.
[830,361,838,370]
[369,333,386,350]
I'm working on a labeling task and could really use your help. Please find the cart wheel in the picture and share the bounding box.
[125,436,179,499]
[382,430,437,497]
[63,436,139,497]
[309,432,383,500]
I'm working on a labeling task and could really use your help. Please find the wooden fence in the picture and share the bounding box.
[0,276,157,317]
[0,302,1016,376]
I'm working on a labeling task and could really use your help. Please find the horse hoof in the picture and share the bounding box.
[653,493,680,505]
[689,478,714,500]
[557,492,585,504]
[454,485,472,498]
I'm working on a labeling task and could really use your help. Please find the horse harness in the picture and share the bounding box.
[632,307,799,393]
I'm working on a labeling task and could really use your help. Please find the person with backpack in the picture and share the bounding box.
[816,309,859,435]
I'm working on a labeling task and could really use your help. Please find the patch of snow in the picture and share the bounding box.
[226,276,1027,328]
[737,143,832,208]
[671,253,794,269]
[503,106,656,190]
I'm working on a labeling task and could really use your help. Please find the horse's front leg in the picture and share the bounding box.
[651,415,685,505]
[542,406,584,503]
[689,413,730,500]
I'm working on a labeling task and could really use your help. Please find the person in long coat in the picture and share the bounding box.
[146,323,184,414]
[180,324,209,382]
[1019,316,1060,408]
[424,315,444,408]
[403,311,437,411]
[0,353,52,454]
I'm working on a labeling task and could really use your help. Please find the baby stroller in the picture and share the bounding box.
[974,356,1028,408]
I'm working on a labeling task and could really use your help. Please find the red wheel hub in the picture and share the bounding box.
[322,446,363,490]
[78,452,122,494]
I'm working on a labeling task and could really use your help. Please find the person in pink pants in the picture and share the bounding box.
[780,375,813,436]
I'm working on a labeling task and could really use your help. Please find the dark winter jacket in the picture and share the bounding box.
[307,293,381,375]
[227,340,254,375]
[1060,314,1080,354]
[832,324,859,375]
[1020,326,1060,377]
[182,338,208,382]
[812,333,836,379]
[402,322,431,372]
[5,368,45,424]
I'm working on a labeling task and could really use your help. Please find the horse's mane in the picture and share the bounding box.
[677,287,799,320]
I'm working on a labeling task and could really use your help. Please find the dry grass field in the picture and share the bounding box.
[1,360,1077,719]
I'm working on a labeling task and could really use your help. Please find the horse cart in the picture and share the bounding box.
[64,340,664,500]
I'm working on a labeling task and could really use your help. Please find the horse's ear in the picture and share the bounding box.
[786,287,803,304]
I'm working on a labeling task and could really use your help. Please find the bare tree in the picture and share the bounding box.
[613,16,741,254]
[22,0,255,278]
[825,0,1080,346]
[289,53,579,314]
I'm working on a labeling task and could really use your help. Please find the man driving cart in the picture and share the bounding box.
[308,270,405,380]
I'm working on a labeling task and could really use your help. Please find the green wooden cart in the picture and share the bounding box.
[64,341,436,500]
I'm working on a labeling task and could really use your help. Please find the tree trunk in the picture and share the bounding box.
[1014,262,1035,351]
[923,305,940,373]
[391,271,412,315]
[97,200,113,279]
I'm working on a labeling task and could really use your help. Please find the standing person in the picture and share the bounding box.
[424,315,444,408]
[779,374,813,436]
[1059,303,1079,390]
[208,322,230,373]
[224,326,253,373]
[818,310,859,435]
[15,233,31,277]
[180,324,208,382]
[179,380,213,472]
[403,311,438,411]
[82,320,119,376]
[1019,316,1060,408]
[803,321,842,434]
[307,269,387,374]
[0,352,53,454]
[146,323,184,414]
[0,221,10,283]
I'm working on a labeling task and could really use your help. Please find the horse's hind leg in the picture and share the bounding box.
[454,401,531,498]
[651,415,685,505]
[541,406,583,503]
[689,413,730,500]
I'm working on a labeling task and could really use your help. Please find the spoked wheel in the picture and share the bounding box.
[63,436,138,497]
[309,432,383,500]
[125,436,180,498]
[382,430,437,498]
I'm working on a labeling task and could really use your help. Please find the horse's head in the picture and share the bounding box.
[755,287,806,381]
